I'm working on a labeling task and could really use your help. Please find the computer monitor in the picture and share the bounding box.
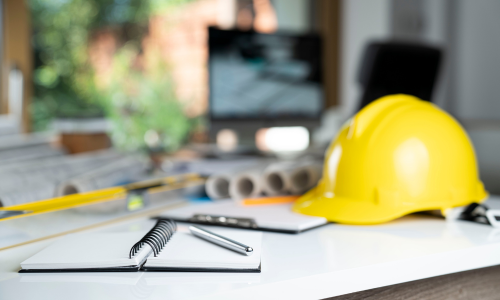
[208,27,323,145]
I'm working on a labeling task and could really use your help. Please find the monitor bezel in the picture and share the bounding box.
[208,26,324,127]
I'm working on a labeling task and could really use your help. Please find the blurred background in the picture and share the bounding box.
[0,0,499,208]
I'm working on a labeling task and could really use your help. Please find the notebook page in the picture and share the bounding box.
[21,232,149,270]
[160,202,327,231]
[144,229,262,270]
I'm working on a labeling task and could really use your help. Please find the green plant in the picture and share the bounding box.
[28,0,195,151]
[99,45,191,152]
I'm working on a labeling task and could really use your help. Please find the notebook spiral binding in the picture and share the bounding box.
[129,219,177,258]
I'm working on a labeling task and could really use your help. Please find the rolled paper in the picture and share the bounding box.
[0,150,124,206]
[262,160,322,196]
[205,173,231,200]
[55,156,147,196]
[289,162,322,194]
[204,159,270,201]
[228,164,268,201]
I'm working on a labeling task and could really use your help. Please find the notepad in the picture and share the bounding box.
[20,220,262,273]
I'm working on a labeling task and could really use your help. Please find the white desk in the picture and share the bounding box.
[1,197,500,300]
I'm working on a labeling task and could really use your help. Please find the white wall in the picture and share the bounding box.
[420,0,448,44]
[455,0,500,120]
[339,0,391,117]
[468,128,500,194]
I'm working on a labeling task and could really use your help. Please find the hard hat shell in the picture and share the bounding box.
[293,94,488,225]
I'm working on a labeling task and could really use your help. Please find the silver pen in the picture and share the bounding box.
[189,225,253,256]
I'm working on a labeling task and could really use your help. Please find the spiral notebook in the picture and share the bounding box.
[19,220,262,273]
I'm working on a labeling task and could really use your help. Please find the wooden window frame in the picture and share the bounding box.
[1,0,32,133]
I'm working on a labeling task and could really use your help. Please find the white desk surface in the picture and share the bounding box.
[1,196,500,300]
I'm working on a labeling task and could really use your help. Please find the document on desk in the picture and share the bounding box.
[19,219,262,273]
[157,202,328,233]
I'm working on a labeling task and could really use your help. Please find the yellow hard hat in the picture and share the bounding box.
[293,94,488,225]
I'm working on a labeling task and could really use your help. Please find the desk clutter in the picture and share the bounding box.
[5,95,500,280]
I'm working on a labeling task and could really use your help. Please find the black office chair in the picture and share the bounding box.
[357,41,442,111]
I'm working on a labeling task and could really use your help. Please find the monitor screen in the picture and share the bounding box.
[209,27,323,122]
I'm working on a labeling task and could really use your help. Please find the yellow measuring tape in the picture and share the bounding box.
[0,173,205,222]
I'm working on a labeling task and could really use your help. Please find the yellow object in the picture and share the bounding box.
[242,195,299,206]
[0,173,204,222]
[293,94,488,225]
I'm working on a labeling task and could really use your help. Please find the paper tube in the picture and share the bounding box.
[205,174,231,200]
[204,159,267,200]
[55,156,147,196]
[0,150,123,193]
[228,164,268,201]
[262,161,322,195]
[0,144,65,164]
[288,162,322,194]
[0,150,127,206]
[0,183,59,207]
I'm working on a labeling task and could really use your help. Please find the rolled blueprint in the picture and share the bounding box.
[0,149,123,193]
[0,150,128,207]
[0,148,121,171]
[55,156,147,196]
[203,159,268,200]
[228,164,268,201]
[0,144,65,165]
[0,182,59,207]
[205,173,231,200]
[0,132,64,164]
[0,132,55,151]
[262,161,322,195]
[288,162,322,194]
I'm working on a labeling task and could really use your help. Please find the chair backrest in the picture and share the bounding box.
[357,41,442,111]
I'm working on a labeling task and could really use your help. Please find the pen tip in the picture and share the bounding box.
[246,247,253,253]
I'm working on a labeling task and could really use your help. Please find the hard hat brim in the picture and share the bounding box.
[292,185,489,225]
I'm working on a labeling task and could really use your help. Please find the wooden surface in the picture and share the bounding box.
[60,133,111,154]
[328,265,500,300]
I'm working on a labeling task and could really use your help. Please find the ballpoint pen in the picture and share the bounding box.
[189,225,253,256]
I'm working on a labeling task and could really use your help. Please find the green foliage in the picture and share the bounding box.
[30,0,105,127]
[29,0,195,152]
[98,45,191,152]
